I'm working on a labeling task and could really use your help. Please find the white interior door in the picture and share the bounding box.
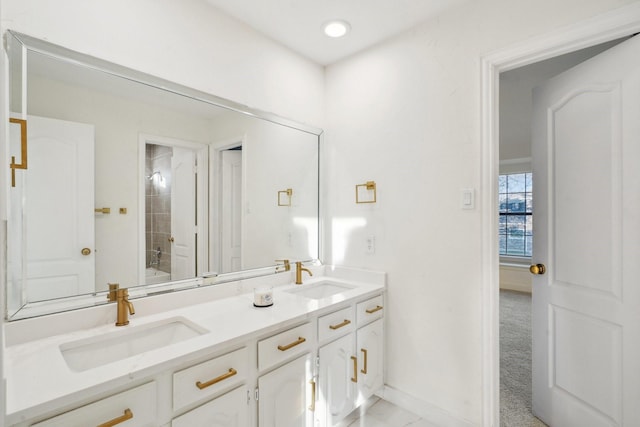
[20,115,95,301]
[171,146,196,280]
[531,35,640,426]
[221,149,242,273]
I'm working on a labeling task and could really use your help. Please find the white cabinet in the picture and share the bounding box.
[32,382,157,427]
[318,333,357,426]
[258,353,314,427]
[356,318,384,403]
[172,386,248,427]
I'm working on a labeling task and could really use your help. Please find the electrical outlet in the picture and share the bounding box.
[366,235,376,254]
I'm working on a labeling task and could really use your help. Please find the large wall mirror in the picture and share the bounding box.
[5,31,321,320]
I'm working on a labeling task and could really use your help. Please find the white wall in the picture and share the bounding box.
[0,0,325,128]
[325,0,636,424]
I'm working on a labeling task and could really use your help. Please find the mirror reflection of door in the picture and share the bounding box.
[220,147,242,273]
[145,142,198,284]
[18,115,95,301]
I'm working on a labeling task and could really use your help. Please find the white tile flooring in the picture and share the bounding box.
[334,397,439,427]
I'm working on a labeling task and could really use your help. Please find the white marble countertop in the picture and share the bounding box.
[4,266,385,424]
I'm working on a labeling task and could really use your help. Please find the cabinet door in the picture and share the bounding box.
[258,353,314,427]
[172,386,248,427]
[318,333,357,426]
[357,318,384,402]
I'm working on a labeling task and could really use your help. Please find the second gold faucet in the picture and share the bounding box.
[295,262,312,285]
[115,288,135,326]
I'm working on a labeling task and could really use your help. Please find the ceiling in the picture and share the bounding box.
[204,0,470,65]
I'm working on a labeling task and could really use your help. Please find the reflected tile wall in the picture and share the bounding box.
[145,144,172,274]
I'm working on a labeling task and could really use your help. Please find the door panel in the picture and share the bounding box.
[531,35,640,426]
[171,147,196,280]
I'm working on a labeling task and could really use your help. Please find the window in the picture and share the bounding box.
[499,172,532,257]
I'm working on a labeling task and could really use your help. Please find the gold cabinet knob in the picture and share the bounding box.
[530,264,546,275]
[81,247,92,256]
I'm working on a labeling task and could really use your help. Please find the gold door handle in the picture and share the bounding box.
[366,305,383,314]
[168,236,175,243]
[9,118,27,188]
[361,348,368,374]
[196,368,237,389]
[329,319,351,330]
[81,248,92,256]
[97,408,133,427]
[351,356,358,383]
[277,336,306,351]
[529,264,546,275]
[309,379,316,411]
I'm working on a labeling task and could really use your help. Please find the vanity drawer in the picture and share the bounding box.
[258,322,313,371]
[318,306,355,343]
[32,381,157,426]
[357,295,384,326]
[172,385,248,427]
[173,347,248,411]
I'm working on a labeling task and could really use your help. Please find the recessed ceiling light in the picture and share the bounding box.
[323,20,351,38]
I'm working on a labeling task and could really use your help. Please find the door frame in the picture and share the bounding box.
[480,4,640,426]
[138,134,209,285]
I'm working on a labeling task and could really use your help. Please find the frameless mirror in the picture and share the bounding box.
[5,31,321,320]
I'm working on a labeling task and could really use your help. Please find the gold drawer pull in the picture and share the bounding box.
[196,368,238,390]
[97,408,133,427]
[351,356,358,383]
[309,379,316,411]
[278,336,306,351]
[329,319,351,330]
[361,348,368,374]
[365,305,383,314]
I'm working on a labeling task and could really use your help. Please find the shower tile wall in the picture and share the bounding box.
[145,144,172,274]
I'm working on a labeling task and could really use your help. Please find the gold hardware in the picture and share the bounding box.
[365,305,383,314]
[329,319,351,330]
[278,188,293,206]
[115,288,135,326]
[356,181,377,204]
[107,283,119,302]
[309,379,316,411]
[95,207,111,214]
[295,261,313,285]
[351,356,358,383]
[277,336,306,351]
[196,368,238,390]
[119,208,127,214]
[97,408,133,427]
[529,264,546,275]
[276,259,291,272]
[168,236,175,243]
[81,247,92,256]
[361,348,368,374]
[9,118,27,188]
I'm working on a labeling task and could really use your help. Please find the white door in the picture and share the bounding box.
[17,115,95,301]
[171,147,196,280]
[356,319,384,403]
[318,333,356,426]
[221,149,242,273]
[531,35,640,426]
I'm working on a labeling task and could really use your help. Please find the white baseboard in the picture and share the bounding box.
[377,385,475,427]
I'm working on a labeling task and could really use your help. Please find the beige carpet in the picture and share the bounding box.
[500,290,547,427]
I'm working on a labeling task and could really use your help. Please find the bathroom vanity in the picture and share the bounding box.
[3,267,385,426]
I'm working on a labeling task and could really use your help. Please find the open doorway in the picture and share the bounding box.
[497,37,630,426]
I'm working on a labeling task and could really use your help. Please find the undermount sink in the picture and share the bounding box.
[60,317,208,372]
[285,281,356,300]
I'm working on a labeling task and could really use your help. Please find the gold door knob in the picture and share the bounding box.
[168,237,174,243]
[81,247,92,256]
[530,264,546,275]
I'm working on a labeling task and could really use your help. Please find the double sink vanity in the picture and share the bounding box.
[4,266,385,426]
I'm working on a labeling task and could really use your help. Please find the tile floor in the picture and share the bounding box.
[334,397,439,427]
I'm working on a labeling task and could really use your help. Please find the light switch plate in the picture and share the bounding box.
[461,188,475,210]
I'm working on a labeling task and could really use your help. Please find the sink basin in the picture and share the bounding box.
[285,282,356,300]
[60,317,208,372]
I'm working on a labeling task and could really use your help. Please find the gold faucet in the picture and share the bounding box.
[115,288,135,326]
[295,262,312,285]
